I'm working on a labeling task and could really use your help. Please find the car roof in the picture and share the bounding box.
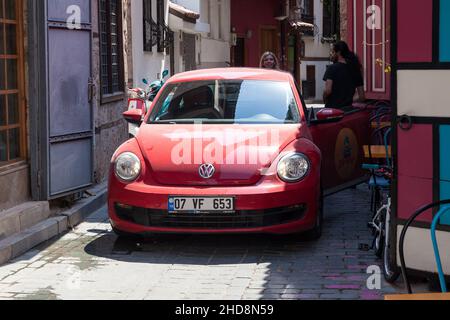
[167,68,294,84]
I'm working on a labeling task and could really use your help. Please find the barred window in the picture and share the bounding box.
[100,0,124,96]
[323,0,339,38]
[143,0,154,52]
[144,0,166,53]
[156,0,165,52]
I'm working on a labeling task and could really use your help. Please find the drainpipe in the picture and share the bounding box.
[161,0,170,78]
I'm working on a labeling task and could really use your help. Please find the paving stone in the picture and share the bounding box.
[0,186,430,300]
[281,293,319,300]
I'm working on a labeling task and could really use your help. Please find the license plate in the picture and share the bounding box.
[168,197,235,213]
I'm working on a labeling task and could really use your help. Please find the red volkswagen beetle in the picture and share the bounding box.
[108,68,370,239]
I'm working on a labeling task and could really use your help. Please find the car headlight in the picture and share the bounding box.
[114,152,141,182]
[277,152,310,182]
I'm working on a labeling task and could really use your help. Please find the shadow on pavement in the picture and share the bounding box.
[83,185,407,300]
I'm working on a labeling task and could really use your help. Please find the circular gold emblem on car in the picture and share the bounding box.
[334,128,359,180]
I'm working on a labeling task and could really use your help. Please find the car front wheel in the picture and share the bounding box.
[304,187,324,240]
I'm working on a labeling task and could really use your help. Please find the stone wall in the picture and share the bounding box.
[91,0,132,183]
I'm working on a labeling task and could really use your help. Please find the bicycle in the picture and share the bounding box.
[363,164,401,282]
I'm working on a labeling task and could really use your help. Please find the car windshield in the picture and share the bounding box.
[148,80,301,124]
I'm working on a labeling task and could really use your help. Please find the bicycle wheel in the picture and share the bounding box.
[373,207,385,258]
[382,210,401,283]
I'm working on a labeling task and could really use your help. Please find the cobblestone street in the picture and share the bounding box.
[0,185,427,300]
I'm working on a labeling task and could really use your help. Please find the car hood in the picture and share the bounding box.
[136,124,304,186]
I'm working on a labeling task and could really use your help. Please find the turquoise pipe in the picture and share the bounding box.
[431,205,450,293]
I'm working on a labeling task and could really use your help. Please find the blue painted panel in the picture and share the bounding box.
[440,181,450,225]
[440,125,450,181]
[441,0,450,62]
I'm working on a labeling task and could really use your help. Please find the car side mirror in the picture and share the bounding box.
[123,109,144,125]
[311,108,345,124]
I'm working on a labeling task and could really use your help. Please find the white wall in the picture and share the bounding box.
[198,0,230,69]
[301,61,330,102]
[169,0,231,71]
[299,0,334,102]
[131,0,171,87]
[175,0,200,13]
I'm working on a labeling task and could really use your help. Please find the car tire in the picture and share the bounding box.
[303,187,324,241]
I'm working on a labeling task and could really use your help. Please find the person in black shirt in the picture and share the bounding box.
[323,41,365,110]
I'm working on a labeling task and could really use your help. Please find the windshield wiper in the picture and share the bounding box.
[153,119,206,124]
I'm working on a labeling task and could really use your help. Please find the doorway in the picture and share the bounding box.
[233,37,245,67]
[260,26,278,57]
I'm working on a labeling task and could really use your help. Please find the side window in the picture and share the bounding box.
[154,87,178,120]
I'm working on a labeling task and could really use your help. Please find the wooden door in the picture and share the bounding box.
[260,26,278,57]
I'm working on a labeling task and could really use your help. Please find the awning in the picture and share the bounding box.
[169,1,200,23]
[290,21,315,31]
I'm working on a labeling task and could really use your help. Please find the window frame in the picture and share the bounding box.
[156,0,165,52]
[0,0,27,168]
[143,0,154,52]
[99,0,125,102]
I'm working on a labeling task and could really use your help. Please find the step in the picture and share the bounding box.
[0,202,51,241]
[0,182,108,266]
[0,216,68,266]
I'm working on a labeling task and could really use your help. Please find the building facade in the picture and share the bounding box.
[391,0,450,277]
[132,0,173,85]
[0,0,131,213]
[340,0,450,278]
[230,0,282,69]
[169,0,231,73]
[300,0,339,102]
[230,0,339,102]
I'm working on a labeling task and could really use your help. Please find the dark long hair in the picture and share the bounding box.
[333,41,363,77]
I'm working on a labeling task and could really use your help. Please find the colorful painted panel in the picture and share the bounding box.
[398,125,433,179]
[441,125,450,181]
[398,70,450,117]
[397,0,433,62]
[440,181,450,226]
[347,0,391,100]
[398,175,434,222]
[441,0,450,62]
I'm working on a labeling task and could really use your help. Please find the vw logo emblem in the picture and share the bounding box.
[199,164,215,179]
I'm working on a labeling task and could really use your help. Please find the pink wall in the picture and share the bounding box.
[231,0,281,68]
[397,125,434,222]
[397,125,433,180]
[397,0,433,63]
[346,0,391,101]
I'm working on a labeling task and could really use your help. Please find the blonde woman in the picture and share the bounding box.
[259,51,279,70]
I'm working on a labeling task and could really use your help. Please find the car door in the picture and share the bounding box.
[309,108,371,194]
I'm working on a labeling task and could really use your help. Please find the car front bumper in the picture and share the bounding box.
[108,174,320,235]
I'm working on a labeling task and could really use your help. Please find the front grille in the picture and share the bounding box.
[114,203,307,229]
